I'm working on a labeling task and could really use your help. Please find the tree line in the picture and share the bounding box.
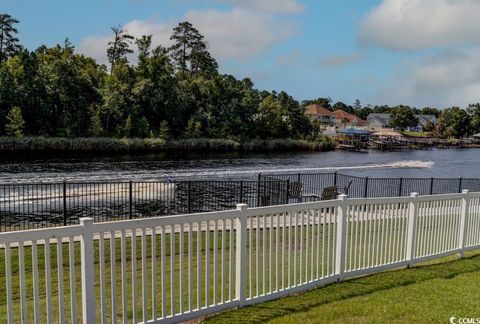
[0,15,320,142]
[1,13,480,141]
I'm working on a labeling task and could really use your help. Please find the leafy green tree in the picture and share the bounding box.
[302,97,332,110]
[467,103,480,134]
[34,41,102,136]
[107,26,134,73]
[421,107,440,118]
[123,115,133,137]
[353,99,361,110]
[0,14,20,63]
[158,120,170,140]
[332,101,349,112]
[135,35,152,75]
[89,109,104,136]
[136,116,150,138]
[389,106,418,131]
[169,22,218,76]
[435,107,471,138]
[5,106,25,137]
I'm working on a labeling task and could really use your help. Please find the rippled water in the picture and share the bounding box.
[0,148,479,183]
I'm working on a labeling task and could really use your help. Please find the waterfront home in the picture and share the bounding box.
[333,109,368,128]
[413,114,437,132]
[367,113,391,128]
[305,104,336,126]
[367,113,437,131]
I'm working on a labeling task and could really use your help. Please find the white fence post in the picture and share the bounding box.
[335,194,348,281]
[406,193,419,267]
[458,189,470,257]
[80,218,95,324]
[235,204,248,307]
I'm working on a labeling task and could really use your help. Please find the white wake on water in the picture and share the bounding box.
[0,160,434,183]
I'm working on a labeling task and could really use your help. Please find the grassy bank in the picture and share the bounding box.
[206,251,480,323]
[0,137,334,153]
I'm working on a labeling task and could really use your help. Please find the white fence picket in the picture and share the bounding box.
[0,192,479,324]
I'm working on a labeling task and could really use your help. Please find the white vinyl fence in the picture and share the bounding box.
[1,190,480,323]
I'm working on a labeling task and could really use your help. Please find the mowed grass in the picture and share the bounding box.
[205,250,480,323]
[0,214,476,323]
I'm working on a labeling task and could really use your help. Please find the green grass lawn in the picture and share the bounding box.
[0,219,476,323]
[402,131,434,138]
[205,250,480,323]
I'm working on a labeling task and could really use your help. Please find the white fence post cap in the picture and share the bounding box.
[236,204,248,212]
[79,217,94,225]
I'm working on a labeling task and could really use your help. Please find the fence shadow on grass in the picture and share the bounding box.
[205,252,480,324]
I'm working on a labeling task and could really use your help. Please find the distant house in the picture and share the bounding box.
[333,109,368,128]
[305,104,336,126]
[367,113,437,131]
[367,113,391,129]
[414,115,437,131]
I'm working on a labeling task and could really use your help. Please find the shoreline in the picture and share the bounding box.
[0,137,335,154]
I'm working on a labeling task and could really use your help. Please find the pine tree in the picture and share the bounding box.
[0,13,20,63]
[5,106,25,137]
[159,120,170,140]
[169,22,218,76]
[107,25,134,73]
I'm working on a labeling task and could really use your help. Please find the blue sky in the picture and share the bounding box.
[3,0,480,108]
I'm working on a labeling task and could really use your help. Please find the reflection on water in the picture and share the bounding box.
[0,148,479,183]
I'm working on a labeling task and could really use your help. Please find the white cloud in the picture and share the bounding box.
[212,0,304,14]
[78,8,296,64]
[78,19,173,65]
[186,8,296,61]
[319,53,363,66]
[359,0,480,50]
[371,48,480,107]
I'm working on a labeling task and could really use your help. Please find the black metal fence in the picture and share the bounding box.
[0,180,288,231]
[260,172,480,200]
[2,172,480,232]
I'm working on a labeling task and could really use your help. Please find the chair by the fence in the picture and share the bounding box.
[289,181,320,202]
[321,180,353,200]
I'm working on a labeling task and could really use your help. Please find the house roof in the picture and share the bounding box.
[333,109,368,126]
[305,104,336,116]
[367,113,391,126]
[415,115,436,126]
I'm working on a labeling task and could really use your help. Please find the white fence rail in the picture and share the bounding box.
[1,190,480,323]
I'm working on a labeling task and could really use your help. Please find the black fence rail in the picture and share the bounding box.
[0,180,287,232]
[260,172,480,200]
[2,172,480,232]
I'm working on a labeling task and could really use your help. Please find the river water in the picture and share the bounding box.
[0,148,479,183]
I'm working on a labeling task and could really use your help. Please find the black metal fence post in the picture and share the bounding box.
[286,180,290,204]
[63,181,67,226]
[297,173,301,184]
[257,174,261,207]
[334,171,338,186]
[187,181,192,214]
[129,181,133,219]
[239,180,244,204]
[459,177,463,193]
[364,177,369,198]
[398,178,403,197]
[430,177,434,195]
